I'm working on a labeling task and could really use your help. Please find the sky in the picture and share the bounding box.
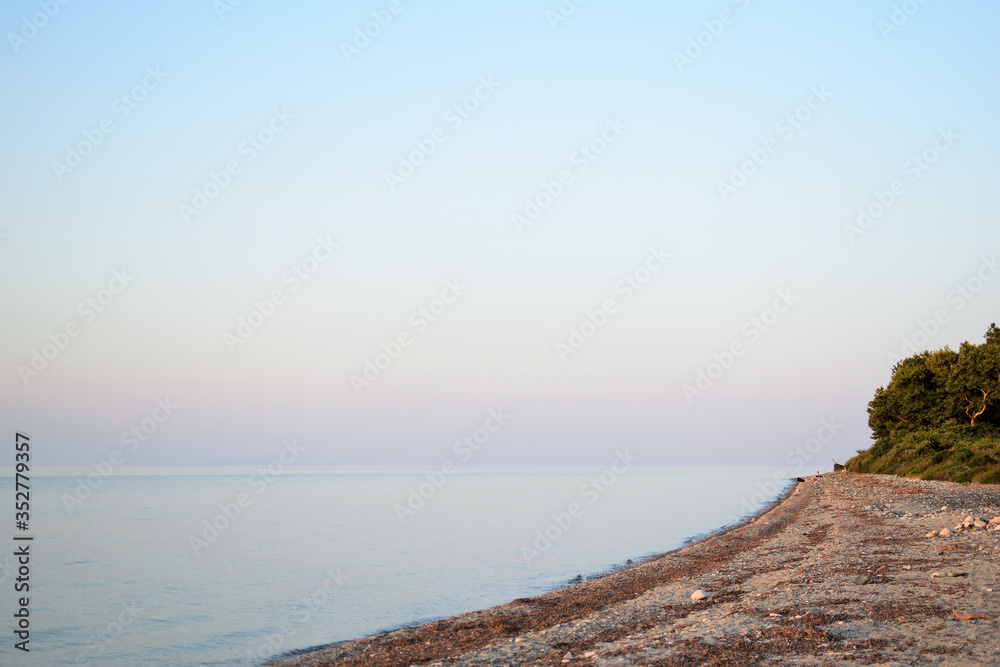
[1,0,998,468]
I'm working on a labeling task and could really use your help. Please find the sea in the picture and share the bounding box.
[0,466,812,666]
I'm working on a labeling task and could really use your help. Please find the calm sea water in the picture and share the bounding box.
[0,466,806,666]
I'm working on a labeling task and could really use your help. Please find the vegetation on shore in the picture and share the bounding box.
[846,323,1000,484]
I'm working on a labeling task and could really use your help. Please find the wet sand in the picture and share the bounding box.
[273,473,1000,666]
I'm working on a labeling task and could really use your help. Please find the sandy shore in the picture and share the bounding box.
[273,473,1000,666]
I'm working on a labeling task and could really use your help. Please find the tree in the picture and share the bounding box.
[852,322,1000,479]
[950,340,1000,426]
[986,322,1000,347]
[868,349,959,439]
[868,323,1000,440]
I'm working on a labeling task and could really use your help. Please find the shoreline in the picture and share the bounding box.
[273,473,1000,666]
[272,478,802,663]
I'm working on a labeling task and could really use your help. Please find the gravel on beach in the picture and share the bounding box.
[273,473,1000,666]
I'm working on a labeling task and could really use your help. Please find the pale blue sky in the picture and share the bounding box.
[2,0,998,466]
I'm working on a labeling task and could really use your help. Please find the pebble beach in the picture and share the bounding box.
[274,472,1000,666]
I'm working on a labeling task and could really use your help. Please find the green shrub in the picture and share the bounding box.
[979,467,1000,485]
[846,423,1000,484]
[954,470,974,484]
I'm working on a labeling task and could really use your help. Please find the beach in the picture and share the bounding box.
[273,472,1000,666]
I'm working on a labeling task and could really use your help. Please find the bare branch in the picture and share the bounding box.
[964,389,988,426]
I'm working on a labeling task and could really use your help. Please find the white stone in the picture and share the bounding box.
[691,590,708,601]
[939,528,951,537]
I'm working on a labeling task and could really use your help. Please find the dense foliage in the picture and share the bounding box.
[846,323,1000,484]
